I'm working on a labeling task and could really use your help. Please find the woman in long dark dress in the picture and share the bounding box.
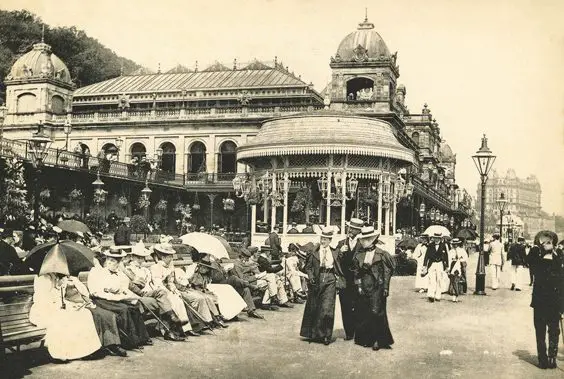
[300,227,343,345]
[352,226,396,350]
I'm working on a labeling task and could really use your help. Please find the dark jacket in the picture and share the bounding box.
[305,245,345,290]
[267,232,282,259]
[257,254,283,273]
[424,242,449,270]
[114,224,131,245]
[352,247,395,293]
[0,240,26,275]
[528,246,564,313]
[507,243,527,266]
[335,237,361,284]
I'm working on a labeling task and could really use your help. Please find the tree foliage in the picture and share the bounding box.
[0,157,31,228]
[0,9,142,101]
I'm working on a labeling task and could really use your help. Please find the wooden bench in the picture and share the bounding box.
[0,258,194,360]
[0,275,46,360]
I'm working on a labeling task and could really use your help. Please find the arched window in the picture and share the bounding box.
[130,142,146,162]
[411,132,420,146]
[188,141,207,173]
[16,93,37,113]
[346,77,374,101]
[159,142,176,173]
[51,95,65,114]
[218,141,237,174]
[101,143,118,154]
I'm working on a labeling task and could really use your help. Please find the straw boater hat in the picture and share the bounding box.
[358,226,380,245]
[153,243,176,255]
[320,226,334,239]
[346,218,364,230]
[451,238,461,245]
[131,241,151,257]
[103,246,128,259]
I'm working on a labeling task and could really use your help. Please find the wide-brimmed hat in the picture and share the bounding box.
[321,226,333,238]
[419,233,429,238]
[240,248,253,257]
[534,230,558,246]
[517,236,525,242]
[358,226,379,240]
[451,238,461,244]
[103,246,128,259]
[153,243,176,255]
[346,218,364,230]
[131,241,151,257]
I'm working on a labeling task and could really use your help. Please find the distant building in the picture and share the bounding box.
[476,169,555,239]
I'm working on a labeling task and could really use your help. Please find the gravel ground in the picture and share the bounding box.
[3,253,563,379]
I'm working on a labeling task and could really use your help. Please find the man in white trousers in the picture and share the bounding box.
[423,233,449,302]
[507,236,527,291]
[488,233,505,290]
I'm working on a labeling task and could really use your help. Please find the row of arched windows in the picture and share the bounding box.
[91,140,237,175]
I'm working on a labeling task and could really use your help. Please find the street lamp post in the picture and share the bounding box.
[496,192,507,244]
[115,137,124,161]
[28,121,53,224]
[141,180,152,220]
[472,134,496,295]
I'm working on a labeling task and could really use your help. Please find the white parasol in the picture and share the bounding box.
[423,225,451,237]
[179,232,229,260]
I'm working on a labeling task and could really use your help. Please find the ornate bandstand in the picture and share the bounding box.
[234,111,415,252]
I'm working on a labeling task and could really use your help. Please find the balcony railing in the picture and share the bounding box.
[0,137,239,190]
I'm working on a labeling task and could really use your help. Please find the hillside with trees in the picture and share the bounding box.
[0,9,142,101]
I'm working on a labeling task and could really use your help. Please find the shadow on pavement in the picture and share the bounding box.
[1,347,51,379]
[513,349,538,367]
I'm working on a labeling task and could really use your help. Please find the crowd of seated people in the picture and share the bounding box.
[0,221,311,363]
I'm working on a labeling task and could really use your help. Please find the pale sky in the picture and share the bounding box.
[4,0,564,215]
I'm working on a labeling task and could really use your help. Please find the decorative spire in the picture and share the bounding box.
[120,63,124,76]
[41,24,45,43]
[157,62,161,74]
[358,8,374,30]
[274,56,278,66]
[195,60,198,72]
[233,58,237,70]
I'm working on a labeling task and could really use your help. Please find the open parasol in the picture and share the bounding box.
[423,225,451,237]
[179,232,229,260]
[26,240,96,276]
[397,237,418,250]
[57,220,92,235]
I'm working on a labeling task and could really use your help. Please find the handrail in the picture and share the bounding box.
[0,137,237,190]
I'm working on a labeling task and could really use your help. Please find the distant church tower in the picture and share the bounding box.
[4,35,74,129]
[328,15,400,113]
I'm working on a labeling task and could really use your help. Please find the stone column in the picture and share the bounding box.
[251,204,257,236]
[340,173,346,236]
[270,173,277,232]
[282,172,289,236]
[326,171,332,227]
[392,199,397,237]
[384,204,390,236]
[377,175,383,232]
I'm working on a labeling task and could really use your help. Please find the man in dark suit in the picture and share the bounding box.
[423,232,449,302]
[507,236,528,291]
[528,230,564,369]
[335,217,364,340]
[0,228,26,275]
[114,217,131,246]
[268,227,282,260]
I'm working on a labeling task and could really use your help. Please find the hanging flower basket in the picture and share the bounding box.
[269,192,284,208]
[39,189,51,200]
[223,198,235,212]
[118,195,129,207]
[69,188,83,201]
[93,189,108,204]
[192,203,201,211]
[137,194,150,210]
[174,202,185,213]
[155,199,168,211]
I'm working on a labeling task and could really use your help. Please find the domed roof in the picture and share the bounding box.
[439,141,456,162]
[237,112,415,164]
[334,17,391,62]
[6,42,73,86]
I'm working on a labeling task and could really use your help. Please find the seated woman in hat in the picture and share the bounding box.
[87,246,152,350]
[352,226,395,351]
[29,248,102,361]
[121,241,186,341]
[150,243,211,334]
[283,243,308,302]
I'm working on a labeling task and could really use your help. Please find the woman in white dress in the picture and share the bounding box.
[413,235,429,292]
[29,273,102,361]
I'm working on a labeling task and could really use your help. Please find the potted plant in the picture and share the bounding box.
[223,198,235,212]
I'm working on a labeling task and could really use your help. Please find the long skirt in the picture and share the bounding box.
[354,293,394,347]
[93,298,149,349]
[88,306,121,347]
[44,308,101,360]
[208,283,247,320]
[415,259,428,289]
[300,273,336,340]
[180,289,214,322]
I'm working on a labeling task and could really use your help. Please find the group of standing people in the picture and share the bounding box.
[300,218,396,351]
